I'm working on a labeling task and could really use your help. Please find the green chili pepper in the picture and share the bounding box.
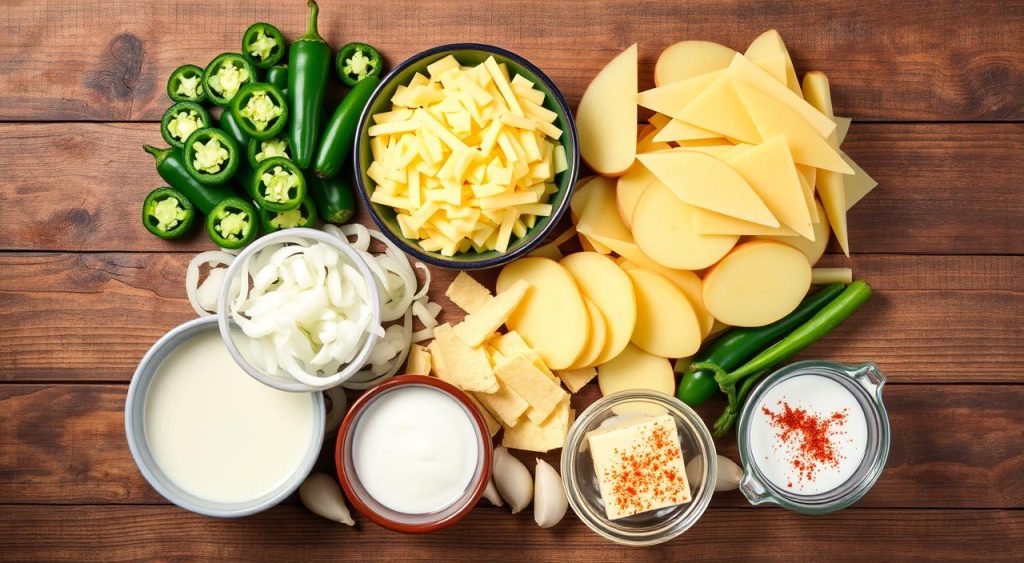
[160,102,211,149]
[309,161,356,224]
[259,195,318,232]
[229,82,288,141]
[675,284,846,407]
[248,136,291,168]
[142,187,196,239]
[242,22,285,69]
[313,75,380,178]
[336,42,383,87]
[287,0,331,169]
[167,64,206,103]
[143,146,257,249]
[252,156,306,212]
[264,64,289,94]
[202,53,255,107]
[183,127,240,185]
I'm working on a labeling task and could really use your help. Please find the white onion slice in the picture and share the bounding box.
[185,250,235,316]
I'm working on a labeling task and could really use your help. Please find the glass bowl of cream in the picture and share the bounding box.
[736,360,891,514]
[335,375,493,533]
[560,391,717,546]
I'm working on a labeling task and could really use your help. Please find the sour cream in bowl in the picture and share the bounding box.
[336,375,492,533]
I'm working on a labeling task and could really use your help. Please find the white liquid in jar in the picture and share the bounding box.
[748,375,868,495]
[352,386,479,514]
[145,330,316,504]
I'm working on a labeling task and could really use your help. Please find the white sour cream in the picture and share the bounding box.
[352,386,479,514]
[145,331,316,504]
[748,375,868,496]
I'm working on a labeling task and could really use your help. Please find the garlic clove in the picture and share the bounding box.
[299,472,355,525]
[492,447,533,514]
[481,475,504,507]
[533,458,568,528]
[685,455,744,492]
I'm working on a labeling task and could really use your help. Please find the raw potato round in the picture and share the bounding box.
[497,257,589,370]
[576,44,638,176]
[756,199,831,265]
[570,298,609,369]
[598,343,675,397]
[616,163,656,228]
[560,252,637,366]
[632,180,738,270]
[619,260,715,339]
[626,268,702,358]
[702,240,812,327]
[654,40,737,86]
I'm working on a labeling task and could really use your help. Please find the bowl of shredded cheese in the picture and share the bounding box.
[353,43,579,270]
[216,228,384,392]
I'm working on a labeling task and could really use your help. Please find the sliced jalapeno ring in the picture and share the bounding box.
[183,127,240,185]
[242,22,285,69]
[248,135,291,168]
[206,196,258,249]
[201,53,255,107]
[142,187,196,239]
[167,64,206,103]
[251,156,306,212]
[160,102,211,149]
[335,42,383,87]
[230,82,288,141]
[259,195,318,233]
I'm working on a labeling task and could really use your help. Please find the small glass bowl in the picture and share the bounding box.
[335,375,493,533]
[737,360,891,515]
[561,391,717,546]
[216,228,383,392]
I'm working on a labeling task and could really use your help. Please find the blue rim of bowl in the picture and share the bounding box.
[353,43,579,270]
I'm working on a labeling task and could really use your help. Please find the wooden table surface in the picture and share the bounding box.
[1,0,1022,560]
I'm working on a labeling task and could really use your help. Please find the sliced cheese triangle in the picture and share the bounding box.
[796,166,820,223]
[842,151,878,209]
[749,51,788,86]
[834,116,853,145]
[652,118,721,143]
[744,29,803,98]
[692,206,798,237]
[725,135,815,240]
[678,77,762,144]
[638,70,722,118]
[724,54,836,138]
[637,150,777,227]
[733,81,853,174]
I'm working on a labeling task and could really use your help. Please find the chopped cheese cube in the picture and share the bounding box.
[445,272,493,313]
[502,396,571,452]
[453,279,530,348]
[405,344,432,375]
[556,367,596,393]
[431,323,499,393]
[467,394,501,437]
[493,354,568,424]
[512,84,545,105]
[472,384,528,428]
[427,54,460,78]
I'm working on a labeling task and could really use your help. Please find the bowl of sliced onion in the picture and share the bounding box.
[217,228,384,392]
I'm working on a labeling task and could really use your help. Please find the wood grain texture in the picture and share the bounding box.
[1,253,1020,384]
[1,1,1021,122]
[0,504,1021,562]
[2,122,1023,254]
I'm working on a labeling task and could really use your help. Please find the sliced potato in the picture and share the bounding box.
[757,198,831,265]
[616,162,656,228]
[560,252,637,366]
[655,40,736,86]
[577,44,638,176]
[702,241,812,327]
[598,343,675,396]
[618,260,715,339]
[571,298,609,369]
[497,257,589,370]
[627,268,702,358]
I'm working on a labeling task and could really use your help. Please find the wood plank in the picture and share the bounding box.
[1,384,1021,509]
[1,253,1020,384]
[1,1,1021,122]
[0,505,1020,561]
[2,123,1023,254]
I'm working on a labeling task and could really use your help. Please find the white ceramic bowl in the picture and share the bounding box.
[217,228,383,392]
[124,316,325,517]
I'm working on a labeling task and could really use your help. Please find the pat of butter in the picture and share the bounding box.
[586,414,691,520]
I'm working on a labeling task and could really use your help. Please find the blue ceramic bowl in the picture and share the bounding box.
[353,43,579,270]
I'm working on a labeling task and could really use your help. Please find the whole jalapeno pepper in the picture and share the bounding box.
[259,195,318,233]
[182,127,240,185]
[309,160,356,224]
[160,101,211,149]
[251,156,306,212]
[313,75,380,178]
[336,42,383,87]
[248,136,291,168]
[287,0,331,169]
[264,65,288,94]
[202,53,255,107]
[229,82,288,141]
[242,22,285,69]
[143,145,258,249]
[142,187,196,239]
[167,64,206,103]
